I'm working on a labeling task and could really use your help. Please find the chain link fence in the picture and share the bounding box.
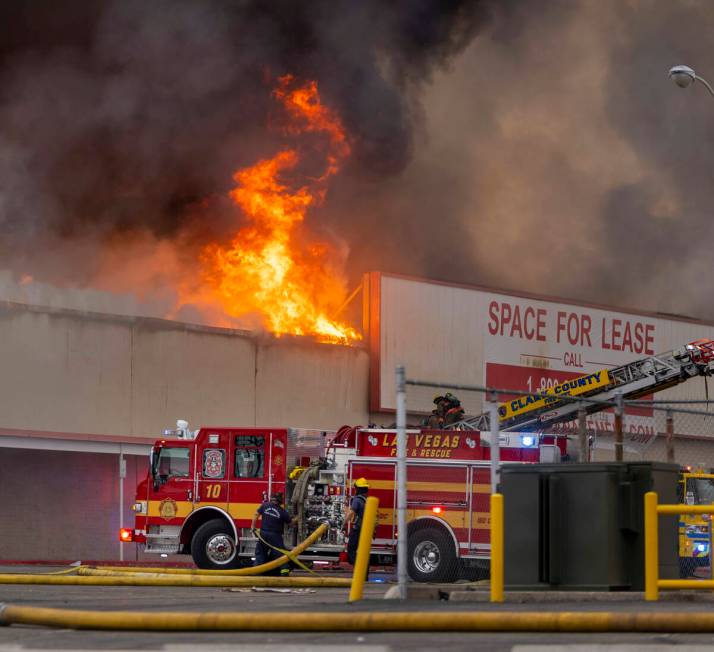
[394,373,714,586]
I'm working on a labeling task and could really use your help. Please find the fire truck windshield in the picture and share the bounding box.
[153,447,190,480]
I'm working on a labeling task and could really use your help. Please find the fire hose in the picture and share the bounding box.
[4,605,714,632]
[0,524,350,586]
[0,574,350,587]
[250,528,321,575]
[95,522,328,576]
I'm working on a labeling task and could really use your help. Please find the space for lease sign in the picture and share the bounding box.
[374,274,714,447]
[487,300,656,361]
[484,295,660,445]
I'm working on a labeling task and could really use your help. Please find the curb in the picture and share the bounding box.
[447,590,714,603]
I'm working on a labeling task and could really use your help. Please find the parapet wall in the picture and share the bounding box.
[0,301,369,438]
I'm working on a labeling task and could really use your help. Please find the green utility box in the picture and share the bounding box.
[500,462,678,591]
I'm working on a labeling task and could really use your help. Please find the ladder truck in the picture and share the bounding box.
[122,339,714,582]
[455,338,714,433]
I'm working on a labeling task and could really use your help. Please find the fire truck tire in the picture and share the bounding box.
[191,519,239,570]
[407,527,458,583]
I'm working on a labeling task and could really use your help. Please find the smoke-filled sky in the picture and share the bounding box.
[2,0,714,324]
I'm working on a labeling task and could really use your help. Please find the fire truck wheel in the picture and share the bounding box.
[191,519,239,569]
[407,527,458,583]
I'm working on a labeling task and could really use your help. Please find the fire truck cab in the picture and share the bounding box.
[125,422,563,582]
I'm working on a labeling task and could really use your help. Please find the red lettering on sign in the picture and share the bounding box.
[536,309,546,342]
[488,302,548,342]
[612,319,622,350]
[622,321,633,351]
[600,318,610,350]
[500,303,512,336]
[488,301,498,335]
[558,311,592,346]
[511,305,523,338]
[556,311,566,344]
[568,313,580,345]
[523,307,536,339]
[602,318,655,354]
[581,314,592,347]
[645,324,655,355]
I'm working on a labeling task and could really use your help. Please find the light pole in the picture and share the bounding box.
[669,65,714,99]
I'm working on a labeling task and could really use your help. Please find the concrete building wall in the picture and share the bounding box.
[0,301,369,438]
[255,339,369,429]
[0,300,368,561]
[130,326,257,436]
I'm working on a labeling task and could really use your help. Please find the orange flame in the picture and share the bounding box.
[198,76,360,343]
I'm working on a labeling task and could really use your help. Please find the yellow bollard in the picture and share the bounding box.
[490,493,504,603]
[710,503,714,588]
[348,496,379,602]
[644,491,658,601]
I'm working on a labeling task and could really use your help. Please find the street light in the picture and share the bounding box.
[669,64,714,99]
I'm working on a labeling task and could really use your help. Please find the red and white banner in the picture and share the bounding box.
[483,296,659,446]
[371,273,714,448]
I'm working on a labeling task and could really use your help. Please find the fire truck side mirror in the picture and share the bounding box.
[150,445,162,491]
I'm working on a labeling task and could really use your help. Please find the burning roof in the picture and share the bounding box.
[185,75,360,343]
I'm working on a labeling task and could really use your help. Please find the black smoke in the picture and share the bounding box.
[4,1,713,322]
[332,0,714,321]
[0,0,492,285]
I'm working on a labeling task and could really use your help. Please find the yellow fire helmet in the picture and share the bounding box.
[289,466,306,480]
[354,477,369,489]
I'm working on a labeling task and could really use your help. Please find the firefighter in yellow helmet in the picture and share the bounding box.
[344,477,370,578]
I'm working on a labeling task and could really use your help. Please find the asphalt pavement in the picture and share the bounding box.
[3,566,714,651]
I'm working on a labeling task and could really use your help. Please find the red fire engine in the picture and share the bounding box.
[123,338,714,582]
[124,423,557,582]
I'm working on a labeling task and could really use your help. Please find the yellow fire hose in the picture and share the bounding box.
[0,565,81,576]
[96,523,328,576]
[252,528,320,575]
[0,525,352,587]
[4,605,714,632]
[0,573,350,587]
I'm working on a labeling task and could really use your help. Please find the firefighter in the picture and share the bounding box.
[443,392,465,425]
[250,492,297,576]
[425,395,447,428]
[344,477,370,579]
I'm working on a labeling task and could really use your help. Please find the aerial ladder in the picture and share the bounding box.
[453,339,714,433]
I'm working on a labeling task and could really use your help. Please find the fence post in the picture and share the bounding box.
[119,449,126,562]
[665,410,675,464]
[577,404,587,463]
[644,491,659,601]
[490,493,504,603]
[614,392,624,462]
[395,366,408,600]
[488,393,500,494]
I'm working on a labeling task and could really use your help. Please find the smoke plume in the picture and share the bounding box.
[349,0,714,320]
[2,1,714,322]
[0,1,486,301]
